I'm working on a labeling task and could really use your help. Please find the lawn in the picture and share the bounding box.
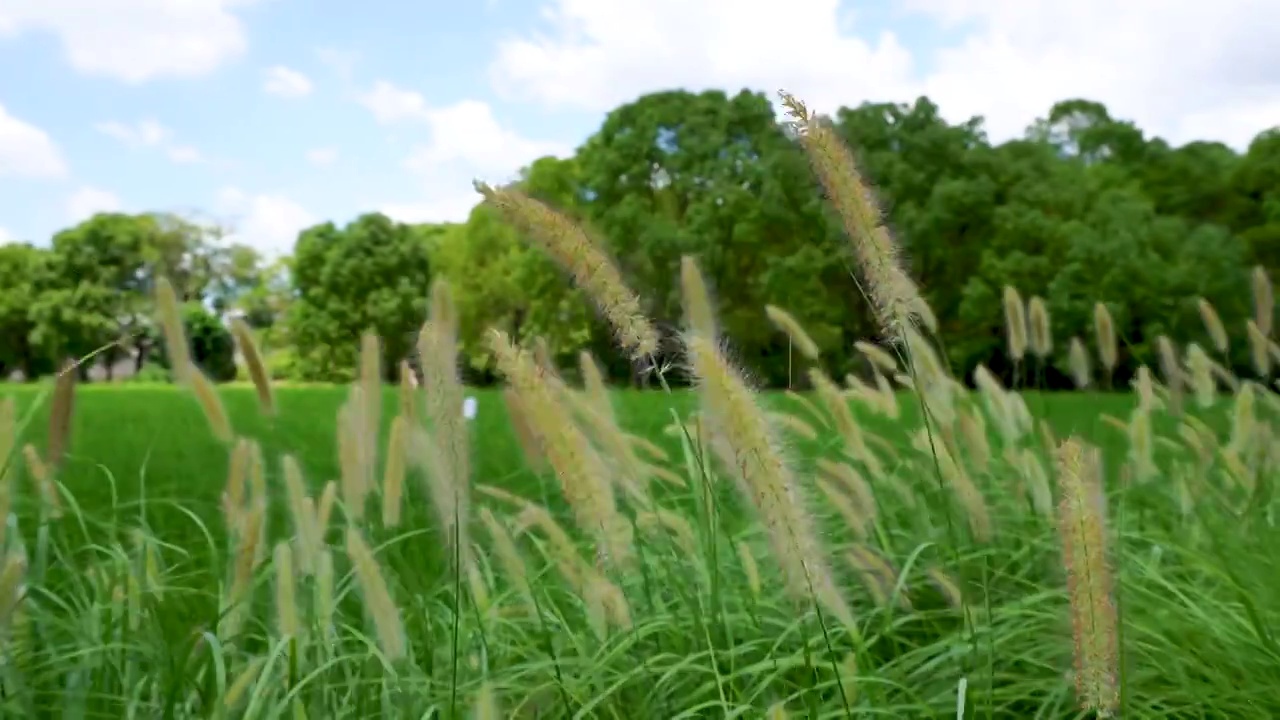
[0,379,1273,718]
[3,383,1137,549]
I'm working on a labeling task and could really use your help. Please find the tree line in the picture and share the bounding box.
[2,90,1277,389]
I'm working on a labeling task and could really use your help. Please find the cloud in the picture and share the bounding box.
[0,0,261,83]
[490,0,1280,148]
[0,104,67,178]
[306,147,338,167]
[488,0,913,118]
[215,187,316,257]
[357,80,432,124]
[263,65,313,98]
[166,145,204,164]
[405,99,569,177]
[0,227,12,243]
[358,91,569,224]
[315,46,359,81]
[66,186,122,223]
[94,118,205,164]
[379,195,478,225]
[901,0,1280,146]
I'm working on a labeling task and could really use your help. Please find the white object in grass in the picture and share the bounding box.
[463,396,477,421]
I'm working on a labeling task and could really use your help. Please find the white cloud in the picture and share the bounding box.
[0,227,12,243]
[364,96,569,224]
[95,118,205,164]
[489,0,913,119]
[95,118,170,147]
[491,0,1280,148]
[66,186,122,223]
[166,145,204,164]
[405,99,569,177]
[379,195,479,225]
[0,0,261,83]
[306,147,338,167]
[0,104,67,178]
[357,80,432,124]
[263,65,313,98]
[352,80,569,223]
[215,187,316,257]
[902,0,1280,147]
[315,46,359,81]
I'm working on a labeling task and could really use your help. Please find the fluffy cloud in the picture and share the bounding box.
[215,187,316,257]
[0,0,259,83]
[0,104,67,178]
[358,83,569,223]
[94,118,204,164]
[489,0,913,120]
[491,0,1280,147]
[357,80,432,124]
[66,186,122,222]
[306,147,338,167]
[263,65,313,98]
[404,99,568,177]
[379,194,480,226]
[903,0,1280,146]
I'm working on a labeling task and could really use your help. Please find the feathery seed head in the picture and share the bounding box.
[1055,438,1119,717]
[475,181,658,359]
[1003,286,1028,361]
[765,304,820,360]
[1068,337,1092,389]
[779,90,926,340]
[1253,266,1273,336]
[1197,298,1229,354]
[1093,303,1117,373]
[1028,295,1052,358]
[230,318,274,415]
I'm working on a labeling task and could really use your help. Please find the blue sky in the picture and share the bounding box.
[0,0,1274,256]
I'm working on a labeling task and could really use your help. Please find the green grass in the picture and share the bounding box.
[0,382,1276,718]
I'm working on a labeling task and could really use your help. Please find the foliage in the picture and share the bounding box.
[287,213,434,382]
[1,91,1277,387]
[144,301,238,382]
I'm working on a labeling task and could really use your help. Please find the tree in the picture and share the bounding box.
[144,301,238,382]
[0,243,53,379]
[433,156,599,382]
[576,89,857,385]
[287,213,434,382]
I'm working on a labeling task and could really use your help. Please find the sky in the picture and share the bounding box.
[0,0,1276,257]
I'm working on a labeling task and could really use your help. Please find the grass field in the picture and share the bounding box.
[0,372,1276,719]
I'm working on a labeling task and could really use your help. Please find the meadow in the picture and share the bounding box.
[0,93,1277,720]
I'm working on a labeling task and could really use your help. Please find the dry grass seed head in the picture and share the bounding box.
[46,359,76,474]
[1253,265,1273,337]
[1068,337,1092,389]
[765,304,821,360]
[1094,303,1117,372]
[1028,295,1052,358]
[1197,298,1229,354]
[230,318,275,415]
[188,364,233,443]
[1055,438,1120,717]
[382,415,407,528]
[154,276,192,383]
[345,526,407,661]
[476,182,658,359]
[488,330,633,569]
[1246,320,1271,377]
[1003,286,1028,362]
[779,91,926,340]
[855,340,900,374]
[684,331,854,629]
